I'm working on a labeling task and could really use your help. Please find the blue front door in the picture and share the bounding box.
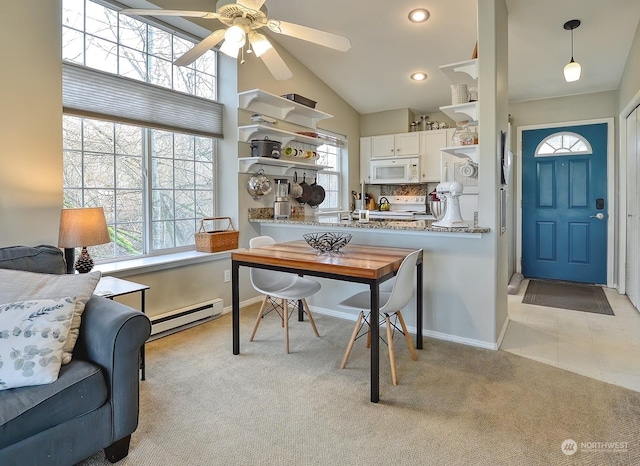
[522,123,608,284]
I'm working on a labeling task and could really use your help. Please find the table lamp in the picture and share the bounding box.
[58,207,110,274]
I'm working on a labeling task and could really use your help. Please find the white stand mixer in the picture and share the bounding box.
[432,181,468,228]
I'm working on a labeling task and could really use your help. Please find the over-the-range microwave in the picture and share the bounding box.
[370,157,420,184]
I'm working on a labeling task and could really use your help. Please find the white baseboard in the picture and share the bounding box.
[151,299,223,335]
[310,306,499,350]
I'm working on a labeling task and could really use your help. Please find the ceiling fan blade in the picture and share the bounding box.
[236,0,267,11]
[121,9,220,20]
[267,20,351,52]
[174,29,226,67]
[260,47,293,81]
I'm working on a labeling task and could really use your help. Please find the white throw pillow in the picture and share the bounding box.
[0,269,101,364]
[0,297,77,390]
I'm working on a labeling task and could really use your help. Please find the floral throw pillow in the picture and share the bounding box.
[0,297,76,391]
[0,269,100,365]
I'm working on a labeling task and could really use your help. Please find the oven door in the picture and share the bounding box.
[370,157,419,184]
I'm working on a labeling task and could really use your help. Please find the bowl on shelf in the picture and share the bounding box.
[303,232,352,253]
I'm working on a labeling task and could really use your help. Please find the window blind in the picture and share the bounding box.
[62,62,223,138]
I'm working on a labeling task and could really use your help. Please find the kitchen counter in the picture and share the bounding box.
[248,208,489,235]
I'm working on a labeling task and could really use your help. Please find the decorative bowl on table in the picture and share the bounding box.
[303,232,352,253]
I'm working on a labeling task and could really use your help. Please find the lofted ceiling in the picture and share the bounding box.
[135,0,640,115]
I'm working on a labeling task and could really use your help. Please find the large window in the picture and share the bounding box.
[62,0,220,261]
[316,143,342,210]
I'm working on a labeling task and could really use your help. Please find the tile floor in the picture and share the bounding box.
[501,278,640,392]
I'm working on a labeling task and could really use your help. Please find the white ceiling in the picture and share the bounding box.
[141,0,640,115]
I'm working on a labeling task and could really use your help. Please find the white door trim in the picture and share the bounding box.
[516,118,615,287]
[618,88,640,295]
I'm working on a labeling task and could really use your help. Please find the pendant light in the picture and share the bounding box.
[563,19,581,82]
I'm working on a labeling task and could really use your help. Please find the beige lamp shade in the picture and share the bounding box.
[58,207,110,248]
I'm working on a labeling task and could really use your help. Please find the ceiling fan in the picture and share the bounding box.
[122,0,352,81]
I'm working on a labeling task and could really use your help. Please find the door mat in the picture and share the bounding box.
[522,279,614,315]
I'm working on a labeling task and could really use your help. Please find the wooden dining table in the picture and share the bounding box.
[231,240,423,403]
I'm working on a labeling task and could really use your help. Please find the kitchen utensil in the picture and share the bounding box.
[307,176,326,208]
[250,137,281,158]
[296,173,313,204]
[247,169,272,199]
[379,197,390,211]
[291,172,303,198]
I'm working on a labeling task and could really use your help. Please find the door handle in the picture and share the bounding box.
[590,213,605,220]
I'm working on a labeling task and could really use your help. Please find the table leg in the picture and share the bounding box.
[232,261,240,355]
[416,260,423,350]
[297,299,304,321]
[140,290,146,380]
[370,281,380,403]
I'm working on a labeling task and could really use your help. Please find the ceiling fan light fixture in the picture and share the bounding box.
[411,72,428,81]
[408,8,430,23]
[220,39,241,58]
[224,24,246,47]
[563,19,581,83]
[248,31,272,57]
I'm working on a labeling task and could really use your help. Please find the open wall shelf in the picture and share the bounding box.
[238,89,332,129]
[439,102,478,123]
[238,157,330,175]
[238,124,326,146]
[441,145,478,164]
[439,59,478,87]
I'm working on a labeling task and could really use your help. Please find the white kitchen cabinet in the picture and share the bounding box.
[371,132,421,158]
[360,136,372,183]
[420,130,448,182]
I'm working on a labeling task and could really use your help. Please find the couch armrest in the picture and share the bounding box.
[76,296,151,442]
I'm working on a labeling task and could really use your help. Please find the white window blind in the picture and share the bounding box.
[62,61,223,138]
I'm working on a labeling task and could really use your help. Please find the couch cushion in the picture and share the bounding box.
[0,246,66,275]
[0,297,76,391]
[0,269,101,365]
[0,359,107,449]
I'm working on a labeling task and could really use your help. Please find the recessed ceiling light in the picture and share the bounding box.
[411,72,428,81]
[408,8,430,23]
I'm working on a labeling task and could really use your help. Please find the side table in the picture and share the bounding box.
[94,276,150,380]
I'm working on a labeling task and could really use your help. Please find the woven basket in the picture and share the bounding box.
[195,217,239,253]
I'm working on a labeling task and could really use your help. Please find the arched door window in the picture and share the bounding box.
[535,132,592,157]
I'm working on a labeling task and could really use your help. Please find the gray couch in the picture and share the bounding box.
[0,245,151,465]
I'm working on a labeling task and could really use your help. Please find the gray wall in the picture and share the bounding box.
[0,0,63,246]
[618,19,640,112]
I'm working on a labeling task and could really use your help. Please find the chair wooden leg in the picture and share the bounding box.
[365,314,372,349]
[302,299,320,337]
[341,311,364,369]
[386,314,398,385]
[249,295,270,341]
[283,299,290,353]
[396,311,419,361]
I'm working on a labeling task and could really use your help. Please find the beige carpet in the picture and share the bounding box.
[77,305,640,466]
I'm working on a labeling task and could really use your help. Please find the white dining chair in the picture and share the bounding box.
[248,235,321,353]
[339,249,421,385]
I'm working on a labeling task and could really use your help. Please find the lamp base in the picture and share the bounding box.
[63,248,75,274]
[74,247,94,274]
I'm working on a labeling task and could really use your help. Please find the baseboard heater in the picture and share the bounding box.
[150,298,223,336]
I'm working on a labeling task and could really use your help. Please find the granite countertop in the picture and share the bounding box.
[248,208,490,234]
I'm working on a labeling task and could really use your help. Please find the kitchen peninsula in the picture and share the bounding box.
[248,208,490,235]
[248,208,500,351]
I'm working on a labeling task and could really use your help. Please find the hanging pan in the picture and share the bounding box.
[296,173,313,204]
[307,175,326,208]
